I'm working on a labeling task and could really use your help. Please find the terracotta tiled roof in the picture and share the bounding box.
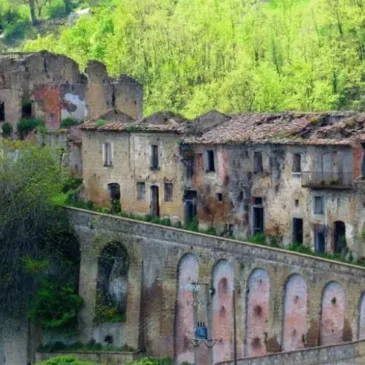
[183,112,365,145]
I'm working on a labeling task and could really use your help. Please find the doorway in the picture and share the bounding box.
[334,221,346,254]
[150,185,160,217]
[108,183,121,213]
[252,197,264,234]
[315,226,326,253]
[293,218,303,244]
[184,190,197,225]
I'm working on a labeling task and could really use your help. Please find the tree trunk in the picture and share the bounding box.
[64,0,72,14]
[29,0,38,25]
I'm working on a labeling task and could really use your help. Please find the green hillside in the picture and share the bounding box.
[6,0,365,118]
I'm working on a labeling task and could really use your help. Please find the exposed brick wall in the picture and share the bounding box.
[175,254,199,363]
[320,281,345,346]
[245,269,270,357]
[282,274,307,351]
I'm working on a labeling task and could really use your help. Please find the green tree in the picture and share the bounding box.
[0,140,79,316]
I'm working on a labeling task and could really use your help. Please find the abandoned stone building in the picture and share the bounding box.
[0,51,143,132]
[79,110,365,259]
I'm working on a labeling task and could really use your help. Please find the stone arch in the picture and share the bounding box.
[212,259,234,364]
[282,274,308,351]
[97,242,130,322]
[245,268,270,357]
[175,253,199,364]
[358,292,365,339]
[320,281,345,345]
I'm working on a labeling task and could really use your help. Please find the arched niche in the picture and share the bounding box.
[245,268,270,357]
[212,260,234,364]
[320,281,345,346]
[175,254,199,364]
[282,274,308,351]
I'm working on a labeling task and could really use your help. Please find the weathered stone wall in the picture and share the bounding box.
[68,208,365,363]
[0,51,142,133]
[186,142,365,256]
[218,339,365,365]
[82,130,184,222]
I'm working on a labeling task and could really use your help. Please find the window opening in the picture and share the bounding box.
[137,182,145,201]
[151,145,159,169]
[216,193,223,202]
[104,142,112,167]
[164,183,173,202]
[205,150,215,172]
[314,196,324,215]
[254,152,263,173]
[292,153,301,173]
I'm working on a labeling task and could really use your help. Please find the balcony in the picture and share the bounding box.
[301,171,353,189]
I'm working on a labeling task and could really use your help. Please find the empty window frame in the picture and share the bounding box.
[216,193,223,202]
[205,150,215,172]
[0,102,4,122]
[292,153,302,173]
[164,183,173,202]
[137,182,146,201]
[254,152,263,173]
[314,196,324,215]
[104,142,112,167]
[151,145,159,169]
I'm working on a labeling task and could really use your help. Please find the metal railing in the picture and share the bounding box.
[301,171,353,188]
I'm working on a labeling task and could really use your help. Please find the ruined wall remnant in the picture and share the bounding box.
[0,51,142,133]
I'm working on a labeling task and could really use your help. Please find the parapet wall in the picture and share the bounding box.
[218,340,365,365]
[68,207,365,363]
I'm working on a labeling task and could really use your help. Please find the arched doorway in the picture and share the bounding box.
[334,221,346,254]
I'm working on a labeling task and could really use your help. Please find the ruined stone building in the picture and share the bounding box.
[81,110,365,260]
[0,51,143,132]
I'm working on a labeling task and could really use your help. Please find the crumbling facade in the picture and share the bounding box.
[0,51,142,132]
[81,110,365,259]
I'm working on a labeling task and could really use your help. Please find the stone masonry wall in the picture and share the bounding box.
[218,339,365,365]
[68,208,365,363]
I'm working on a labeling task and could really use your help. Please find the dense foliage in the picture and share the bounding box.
[21,0,365,117]
[0,140,80,318]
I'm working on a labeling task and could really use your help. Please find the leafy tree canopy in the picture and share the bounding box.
[21,0,365,117]
[0,140,80,316]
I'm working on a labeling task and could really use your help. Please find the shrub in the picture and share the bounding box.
[46,0,66,19]
[36,355,99,365]
[17,118,45,138]
[247,233,266,244]
[1,122,12,137]
[96,119,107,127]
[3,11,29,44]
[28,278,83,331]
[60,118,79,129]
